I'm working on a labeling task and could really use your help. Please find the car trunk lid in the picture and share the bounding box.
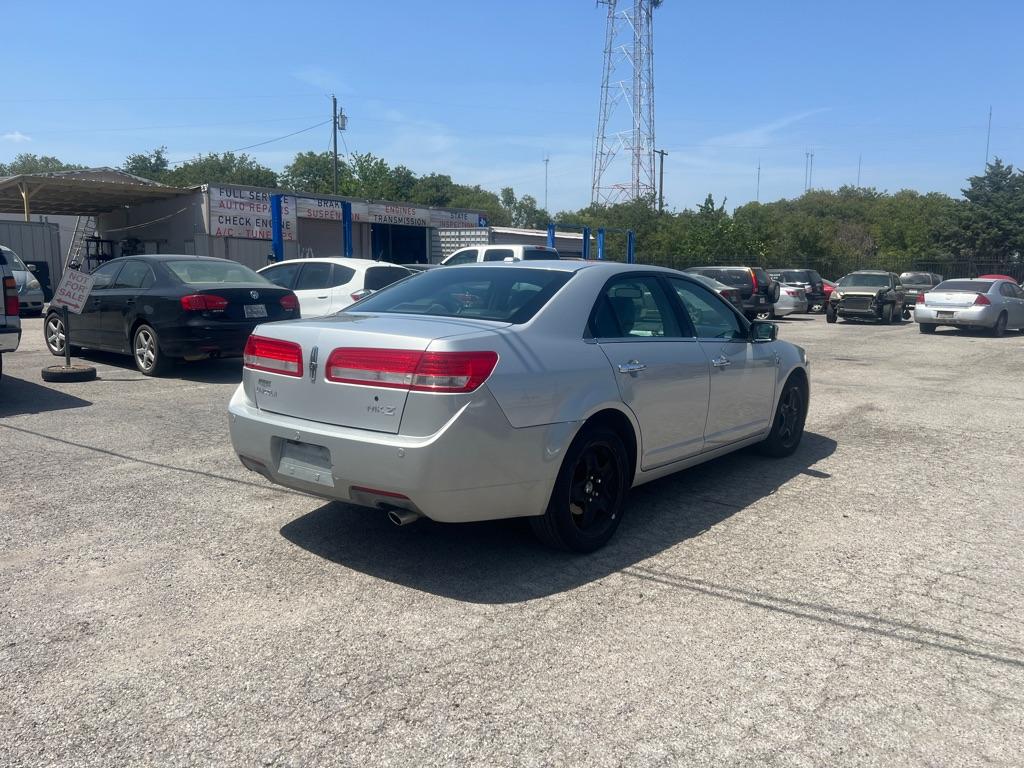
[181,284,298,323]
[245,314,505,433]
[925,291,981,308]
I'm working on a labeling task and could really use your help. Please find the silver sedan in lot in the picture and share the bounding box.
[915,278,1024,336]
[228,262,810,551]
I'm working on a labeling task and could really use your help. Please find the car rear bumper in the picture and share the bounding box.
[914,305,999,327]
[0,325,21,352]
[227,385,570,523]
[159,321,262,357]
[18,288,44,313]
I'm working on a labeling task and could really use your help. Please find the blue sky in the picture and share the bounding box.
[2,0,1021,213]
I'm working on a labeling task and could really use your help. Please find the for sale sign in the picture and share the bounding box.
[51,269,97,314]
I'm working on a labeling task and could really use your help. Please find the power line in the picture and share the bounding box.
[168,119,332,165]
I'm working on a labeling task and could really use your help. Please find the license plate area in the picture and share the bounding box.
[278,439,333,486]
[936,311,955,319]
[245,304,268,318]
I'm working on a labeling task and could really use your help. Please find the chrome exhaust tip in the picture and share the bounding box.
[387,508,422,527]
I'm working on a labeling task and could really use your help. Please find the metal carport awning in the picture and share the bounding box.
[0,168,191,219]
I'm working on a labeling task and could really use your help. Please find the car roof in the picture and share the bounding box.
[260,257,409,269]
[443,260,704,278]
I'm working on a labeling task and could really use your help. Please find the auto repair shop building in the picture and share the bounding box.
[93,182,486,269]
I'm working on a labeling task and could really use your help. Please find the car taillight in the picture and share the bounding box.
[181,294,229,312]
[750,269,759,293]
[350,289,373,302]
[973,294,990,306]
[325,348,499,393]
[243,335,303,377]
[279,294,299,312]
[3,276,18,317]
[916,292,927,304]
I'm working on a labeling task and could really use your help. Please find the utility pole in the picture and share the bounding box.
[544,155,550,211]
[756,158,761,202]
[655,148,668,212]
[804,151,810,192]
[331,94,338,195]
[808,151,815,191]
[984,106,992,169]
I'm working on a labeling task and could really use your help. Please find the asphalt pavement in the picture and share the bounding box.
[2,313,1023,767]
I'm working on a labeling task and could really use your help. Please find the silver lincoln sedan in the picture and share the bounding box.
[228,261,810,551]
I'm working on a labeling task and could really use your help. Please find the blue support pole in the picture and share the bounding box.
[546,223,556,248]
[270,194,284,262]
[596,228,606,260]
[581,226,591,260]
[342,201,353,257]
[626,230,636,264]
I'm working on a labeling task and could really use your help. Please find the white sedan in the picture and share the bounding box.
[259,258,413,317]
[229,262,810,552]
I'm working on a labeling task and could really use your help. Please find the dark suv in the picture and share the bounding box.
[768,268,826,312]
[898,271,943,311]
[682,266,780,320]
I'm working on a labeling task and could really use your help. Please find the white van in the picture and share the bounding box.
[440,244,559,266]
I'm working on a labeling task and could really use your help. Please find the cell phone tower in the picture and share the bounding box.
[591,0,661,206]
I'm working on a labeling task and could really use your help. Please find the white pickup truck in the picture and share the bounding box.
[0,247,22,381]
[440,243,560,265]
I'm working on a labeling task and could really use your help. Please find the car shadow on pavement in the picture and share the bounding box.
[0,374,92,417]
[280,431,837,604]
[65,349,244,384]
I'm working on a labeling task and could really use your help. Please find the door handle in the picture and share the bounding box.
[316,295,328,299]
[617,360,647,374]
[712,356,732,368]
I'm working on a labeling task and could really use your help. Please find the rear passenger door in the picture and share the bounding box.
[292,262,336,317]
[590,275,710,468]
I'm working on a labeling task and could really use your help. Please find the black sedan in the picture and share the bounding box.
[44,255,299,376]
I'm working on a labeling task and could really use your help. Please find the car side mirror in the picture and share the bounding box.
[27,264,37,272]
[750,320,777,342]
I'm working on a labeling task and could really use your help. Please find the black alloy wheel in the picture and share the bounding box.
[758,379,807,457]
[530,426,629,552]
[44,313,80,356]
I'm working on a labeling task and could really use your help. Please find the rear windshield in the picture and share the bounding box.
[776,270,810,282]
[523,249,559,260]
[1,247,28,271]
[348,266,573,323]
[687,268,751,288]
[934,280,993,293]
[364,266,411,291]
[900,272,932,284]
[837,273,890,288]
[165,259,269,285]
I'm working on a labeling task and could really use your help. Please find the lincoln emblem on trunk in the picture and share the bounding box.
[309,346,319,382]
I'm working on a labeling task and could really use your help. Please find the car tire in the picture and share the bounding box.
[132,324,172,376]
[881,303,894,324]
[826,306,837,324]
[991,312,1007,338]
[757,376,808,458]
[529,425,630,553]
[919,323,936,334]
[889,304,901,324]
[43,313,81,356]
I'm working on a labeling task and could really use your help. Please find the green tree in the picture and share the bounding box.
[122,147,170,182]
[280,151,355,195]
[0,153,85,175]
[953,158,1024,260]
[165,152,278,188]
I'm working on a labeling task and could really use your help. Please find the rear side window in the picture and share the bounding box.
[330,265,356,287]
[364,266,410,291]
[295,262,334,291]
[112,261,154,290]
[712,269,752,289]
[589,276,683,338]
[348,266,572,323]
[444,249,478,265]
[483,248,515,262]
[262,261,302,289]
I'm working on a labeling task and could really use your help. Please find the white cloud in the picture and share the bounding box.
[2,131,32,143]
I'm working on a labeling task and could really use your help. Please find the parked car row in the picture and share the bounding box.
[0,247,22,381]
